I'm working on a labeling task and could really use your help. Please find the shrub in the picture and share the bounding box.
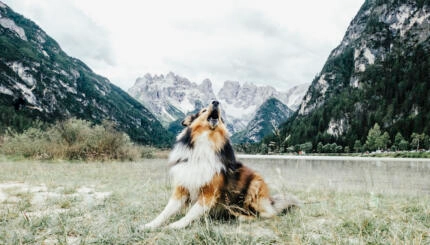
[1,127,53,159]
[0,118,150,161]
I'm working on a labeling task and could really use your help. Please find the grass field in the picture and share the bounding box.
[0,156,429,244]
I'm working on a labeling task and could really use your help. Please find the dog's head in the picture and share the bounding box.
[180,101,228,149]
[181,100,224,129]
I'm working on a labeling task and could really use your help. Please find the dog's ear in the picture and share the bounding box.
[181,114,196,127]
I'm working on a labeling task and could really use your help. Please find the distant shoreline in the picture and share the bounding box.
[237,154,430,162]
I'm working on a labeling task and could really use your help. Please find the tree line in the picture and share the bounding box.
[235,123,430,154]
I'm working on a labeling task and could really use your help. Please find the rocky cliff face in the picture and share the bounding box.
[0,1,172,146]
[217,81,293,133]
[274,0,430,149]
[284,83,310,111]
[128,72,216,127]
[129,73,307,134]
[299,0,430,116]
[231,97,293,143]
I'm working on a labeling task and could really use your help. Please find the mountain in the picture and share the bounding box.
[283,83,311,111]
[231,97,293,143]
[217,81,300,133]
[128,73,308,134]
[267,0,430,150]
[0,1,172,146]
[128,72,216,127]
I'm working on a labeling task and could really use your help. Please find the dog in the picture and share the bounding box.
[142,101,300,229]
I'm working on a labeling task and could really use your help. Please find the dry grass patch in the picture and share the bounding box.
[0,158,429,244]
[0,118,155,161]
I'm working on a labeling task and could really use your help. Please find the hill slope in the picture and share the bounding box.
[267,0,430,149]
[0,1,172,146]
[232,98,293,143]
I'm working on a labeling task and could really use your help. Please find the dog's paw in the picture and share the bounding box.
[167,220,188,229]
[138,222,159,231]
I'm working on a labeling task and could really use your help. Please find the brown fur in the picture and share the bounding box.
[173,186,189,200]
[198,173,224,206]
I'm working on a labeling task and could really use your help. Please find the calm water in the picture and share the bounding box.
[237,155,430,194]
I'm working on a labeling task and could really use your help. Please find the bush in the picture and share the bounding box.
[1,118,151,161]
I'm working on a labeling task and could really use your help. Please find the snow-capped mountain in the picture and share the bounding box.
[128,73,308,134]
[128,72,216,126]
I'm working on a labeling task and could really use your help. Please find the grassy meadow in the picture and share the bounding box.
[0,156,429,244]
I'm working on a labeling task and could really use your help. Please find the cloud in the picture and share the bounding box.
[3,0,365,92]
[3,0,114,66]
[165,7,332,91]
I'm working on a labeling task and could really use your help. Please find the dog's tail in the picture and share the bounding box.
[270,193,301,214]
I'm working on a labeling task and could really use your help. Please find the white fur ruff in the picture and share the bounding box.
[169,132,224,195]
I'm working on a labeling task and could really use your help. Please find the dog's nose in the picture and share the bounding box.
[212,101,219,107]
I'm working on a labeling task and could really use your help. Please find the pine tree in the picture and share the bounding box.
[354,140,363,153]
[317,142,323,153]
[399,139,409,151]
[381,132,391,150]
[366,123,382,151]
[411,133,426,150]
[424,134,430,150]
[394,132,404,151]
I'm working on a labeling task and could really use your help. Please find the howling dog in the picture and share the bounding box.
[143,101,300,229]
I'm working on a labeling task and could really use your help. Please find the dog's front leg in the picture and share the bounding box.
[141,186,189,229]
[167,201,211,229]
[168,174,222,229]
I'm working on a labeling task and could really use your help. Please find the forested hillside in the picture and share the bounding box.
[263,0,430,153]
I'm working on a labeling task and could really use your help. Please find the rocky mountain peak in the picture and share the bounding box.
[218,80,286,108]
[129,74,309,134]
[128,73,217,126]
[198,78,213,93]
[217,81,241,103]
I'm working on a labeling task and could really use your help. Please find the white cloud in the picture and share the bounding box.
[3,0,364,92]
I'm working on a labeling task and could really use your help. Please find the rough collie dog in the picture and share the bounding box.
[142,101,300,229]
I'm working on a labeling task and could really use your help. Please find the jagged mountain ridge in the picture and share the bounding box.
[231,97,293,143]
[0,1,172,146]
[128,72,216,127]
[217,80,303,133]
[128,73,308,134]
[269,0,430,149]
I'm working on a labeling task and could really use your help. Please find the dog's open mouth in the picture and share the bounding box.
[208,109,219,129]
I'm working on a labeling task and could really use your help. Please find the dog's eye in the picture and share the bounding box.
[201,109,207,113]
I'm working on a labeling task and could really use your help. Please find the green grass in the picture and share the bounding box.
[0,157,429,244]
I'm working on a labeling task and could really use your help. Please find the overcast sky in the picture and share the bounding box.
[4,0,364,92]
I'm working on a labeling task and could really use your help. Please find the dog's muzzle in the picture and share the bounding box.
[208,101,220,129]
